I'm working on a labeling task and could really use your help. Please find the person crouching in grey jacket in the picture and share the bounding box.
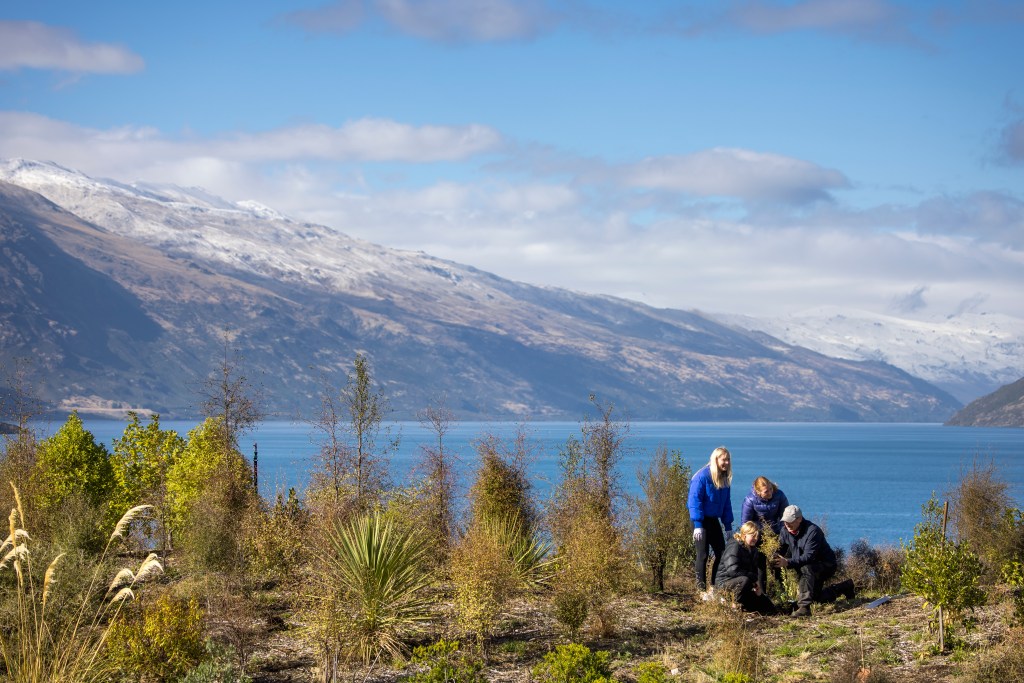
[770,505,855,617]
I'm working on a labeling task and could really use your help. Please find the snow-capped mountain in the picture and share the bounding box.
[715,309,1023,404]
[0,159,961,422]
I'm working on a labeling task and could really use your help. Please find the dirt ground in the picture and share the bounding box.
[234,583,1018,683]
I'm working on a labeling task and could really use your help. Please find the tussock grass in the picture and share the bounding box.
[0,483,162,683]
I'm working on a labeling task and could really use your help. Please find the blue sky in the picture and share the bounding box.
[1,0,1022,319]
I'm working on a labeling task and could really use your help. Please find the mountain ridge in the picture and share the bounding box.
[0,159,961,422]
[945,377,1024,428]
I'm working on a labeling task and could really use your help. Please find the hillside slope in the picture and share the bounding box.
[945,377,1024,427]
[0,160,960,422]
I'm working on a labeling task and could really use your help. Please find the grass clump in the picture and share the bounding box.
[0,484,162,682]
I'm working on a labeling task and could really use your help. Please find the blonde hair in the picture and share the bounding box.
[709,446,732,489]
[753,476,777,495]
[734,520,760,542]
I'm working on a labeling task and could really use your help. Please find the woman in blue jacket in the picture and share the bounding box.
[740,476,789,536]
[688,446,733,593]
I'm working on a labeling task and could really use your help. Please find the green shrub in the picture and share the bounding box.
[634,447,692,592]
[902,496,986,651]
[106,592,206,681]
[552,587,590,642]
[242,487,308,584]
[179,640,252,683]
[408,639,485,683]
[468,429,538,536]
[634,661,669,683]
[531,644,612,683]
[450,517,520,650]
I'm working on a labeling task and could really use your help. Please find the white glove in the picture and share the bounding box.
[693,527,704,543]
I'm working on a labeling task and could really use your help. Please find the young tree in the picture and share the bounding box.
[110,412,186,550]
[166,417,255,570]
[634,447,693,592]
[468,426,538,537]
[343,353,397,509]
[0,358,46,516]
[198,338,264,453]
[581,395,628,521]
[416,394,458,558]
[902,496,986,651]
[307,354,398,517]
[547,397,630,635]
[32,412,114,534]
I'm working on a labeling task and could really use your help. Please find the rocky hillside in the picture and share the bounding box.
[945,376,1024,427]
[0,160,961,422]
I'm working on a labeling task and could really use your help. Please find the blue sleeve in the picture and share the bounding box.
[779,490,790,512]
[687,468,706,528]
[740,493,755,525]
[722,486,734,530]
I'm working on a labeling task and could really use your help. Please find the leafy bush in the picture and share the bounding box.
[548,403,630,637]
[949,458,1024,579]
[552,587,589,642]
[844,539,903,595]
[168,418,256,572]
[450,516,523,650]
[634,661,669,683]
[902,496,986,651]
[407,639,485,683]
[531,644,612,683]
[706,598,762,683]
[242,487,308,585]
[32,412,114,550]
[468,429,538,536]
[634,447,692,592]
[106,592,206,681]
[109,412,185,550]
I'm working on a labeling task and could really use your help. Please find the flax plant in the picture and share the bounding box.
[310,512,434,668]
[0,483,162,682]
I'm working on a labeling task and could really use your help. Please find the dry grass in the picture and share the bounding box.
[0,485,161,683]
[233,582,1019,683]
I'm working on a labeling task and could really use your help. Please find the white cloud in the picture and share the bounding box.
[377,0,552,42]
[1000,119,1024,163]
[729,0,898,33]
[622,148,849,203]
[0,21,143,73]
[215,119,504,162]
[279,0,365,33]
[1,110,1021,320]
[916,191,1024,249]
[282,0,554,41]
[0,111,501,173]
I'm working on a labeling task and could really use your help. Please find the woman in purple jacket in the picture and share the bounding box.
[740,476,790,536]
[688,446,733,594]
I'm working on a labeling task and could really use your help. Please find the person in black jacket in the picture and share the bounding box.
[771,505,855,617]
[715,521,777,615]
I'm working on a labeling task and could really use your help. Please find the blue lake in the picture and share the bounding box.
[41,419,1024,551]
